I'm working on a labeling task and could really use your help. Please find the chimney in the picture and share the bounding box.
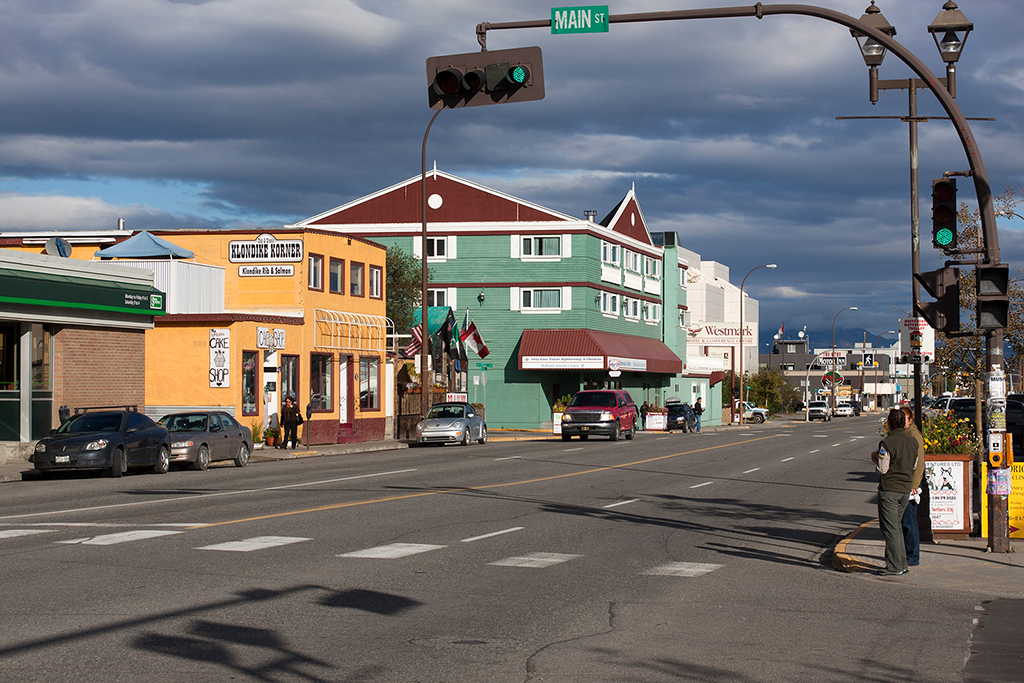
[117,218,125,231]
[584,210,597,222]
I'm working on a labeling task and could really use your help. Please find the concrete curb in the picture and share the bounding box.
[832,519,878,573]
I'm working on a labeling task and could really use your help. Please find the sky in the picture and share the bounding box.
[1,0,1022,350]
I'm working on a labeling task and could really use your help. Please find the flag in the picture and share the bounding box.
[440,309,457,357]
[460,321,490,359]
[777,322,784,337]
[402,325,422,357]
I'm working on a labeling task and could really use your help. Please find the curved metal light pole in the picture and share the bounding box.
[737,264,776,426]
[831,306,858,414]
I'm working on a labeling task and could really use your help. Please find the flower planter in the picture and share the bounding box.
[552,412,563,435]
[645,413,667,431]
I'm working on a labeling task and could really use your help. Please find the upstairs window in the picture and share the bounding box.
[426,237,446,258]
[522,288,561,310]
[601,241,620,265]
[601,292,619,315]
[308,253,323,291]
[624,250,641,273]
[522,236,561,257]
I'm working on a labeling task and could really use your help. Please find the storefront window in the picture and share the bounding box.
[281,354,299,403]
[31,324,51,390]
[242,351,258,415]
[360,357,379,411]
[310,353,332,411]
[0,324,16,390]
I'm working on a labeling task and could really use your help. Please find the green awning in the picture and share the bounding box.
[0,268,166,316]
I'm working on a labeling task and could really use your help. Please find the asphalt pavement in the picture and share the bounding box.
[5,419,1022,601]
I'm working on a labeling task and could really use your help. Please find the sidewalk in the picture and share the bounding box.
[832,520,1024,598]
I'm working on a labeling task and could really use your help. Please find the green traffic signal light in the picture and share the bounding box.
[935,226,954,247]
[931,177,957,252]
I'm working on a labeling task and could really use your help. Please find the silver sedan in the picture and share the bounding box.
[415,402,487,446]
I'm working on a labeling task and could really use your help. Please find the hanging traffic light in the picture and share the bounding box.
[931,177,957,252]
[976,263,1010,330]
[915,266,960,333]
[427,46,544,110]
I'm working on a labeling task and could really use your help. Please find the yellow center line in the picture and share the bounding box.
[189,434,782,529]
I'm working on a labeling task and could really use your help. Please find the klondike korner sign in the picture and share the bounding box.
[228,234,304,263]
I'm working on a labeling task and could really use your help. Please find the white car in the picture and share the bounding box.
[835,403,854,417]
[736,401,770,424]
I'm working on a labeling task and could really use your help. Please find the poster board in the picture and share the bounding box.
[926,455,973,537]
[981,462,1024,538]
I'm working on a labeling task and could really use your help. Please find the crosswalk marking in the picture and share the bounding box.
[489,552,581,568]
[0,529,55,539]
[643,562,724,577]
[56,530,182,545]
[338,543,446,559]
[198,536,311,552]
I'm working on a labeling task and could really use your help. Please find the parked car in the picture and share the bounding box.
[807,400,831,422]
[158,410,254,469]
[33,407,170,477]
[560,389,637,441]
[666,401,696,432]
[835,402,854,417]
[415,402,487,446]
[929,395,958,416]
[735,400,770,424]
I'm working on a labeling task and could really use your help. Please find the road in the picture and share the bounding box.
[0,417,993,681]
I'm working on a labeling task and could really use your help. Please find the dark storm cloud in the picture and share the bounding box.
[0,0,1021,337]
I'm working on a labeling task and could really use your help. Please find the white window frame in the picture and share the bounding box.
[644,302,662,325]
[645,257,661,279]
[414,236,454,261]
[521,287,562,310]
[624,250,641,274]
[369,266,382,299]
[308,254,323,290]
[601,241,620,265]
[601,292,619,316]
[623,296,641,321]
[427,288,447,307]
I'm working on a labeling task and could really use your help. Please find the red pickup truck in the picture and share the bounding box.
[559,389,638,441]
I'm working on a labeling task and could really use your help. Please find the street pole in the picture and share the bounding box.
[738,264,776,426]
[832,306,857,415]
[420,108,441,418]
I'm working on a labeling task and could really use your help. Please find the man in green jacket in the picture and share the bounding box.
[872,409,918,576]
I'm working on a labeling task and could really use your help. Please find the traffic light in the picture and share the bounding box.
[915,266,960,333]
[976,263,1010,330]
[931,178,957,252]
[426,46,544,110]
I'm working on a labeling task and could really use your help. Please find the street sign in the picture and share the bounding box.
[476,363,493,368]
[551,5,609,33]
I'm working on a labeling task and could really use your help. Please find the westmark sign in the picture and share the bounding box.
[685,323,754,346]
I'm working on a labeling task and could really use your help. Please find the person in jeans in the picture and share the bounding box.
[872,409,918,576]
[693,398,704,432]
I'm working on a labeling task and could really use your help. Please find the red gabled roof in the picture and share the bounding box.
[600,188,653,246]
[299,171,574,226]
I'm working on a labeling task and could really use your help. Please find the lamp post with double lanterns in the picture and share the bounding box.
[737,264,777,426]
[830,307,858,415]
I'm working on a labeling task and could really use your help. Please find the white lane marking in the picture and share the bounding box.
[0,529,55,539]
[813,434,829,438]
[57,530,182,545]
[495,455,523,460]
[781,457,795,462]
[461,527,524,543]
[561,448,584,453]
[810,449,820,454]
[743,468,760,474]
[852,436,866,440]
[832,443,842,447]
[489,552,582,568]
[778,433,793,436]
[690,482,714,489]
[656,437,670,441]
[339,543,446,559]
[198,536,311,552]
[643,562,724,577]
[603,499,640,509]
[5,522,199,528]
[0,469,417,521]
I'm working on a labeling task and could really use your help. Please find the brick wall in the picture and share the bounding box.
[53,326,146,418]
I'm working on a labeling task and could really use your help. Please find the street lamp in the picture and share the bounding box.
[830,306,858,415]
[737,264,777,426]
[873,329,896,411]
[927,0,972,98]
[850,1,896,103]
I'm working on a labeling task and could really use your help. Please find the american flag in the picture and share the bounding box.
[403,324,423,357]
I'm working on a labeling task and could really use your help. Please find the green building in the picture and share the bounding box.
[290,170,724,429]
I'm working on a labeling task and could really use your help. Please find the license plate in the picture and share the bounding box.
[55,455,70,464]
[581,426,589,432]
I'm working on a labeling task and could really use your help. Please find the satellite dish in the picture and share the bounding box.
[44,237,72,258]
[798,330,805,339]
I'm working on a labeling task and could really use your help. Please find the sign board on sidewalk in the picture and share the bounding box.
[899,317,935,364]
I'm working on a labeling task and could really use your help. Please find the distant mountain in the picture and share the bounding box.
[761,327,898,352]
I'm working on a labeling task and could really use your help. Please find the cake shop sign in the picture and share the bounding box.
[228,234,304,263]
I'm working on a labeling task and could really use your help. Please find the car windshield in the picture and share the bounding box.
[427,405,465,420]
[59,413,124,433]
[570,392,616,407]
[809,402,827,409]
[160,414,209,432]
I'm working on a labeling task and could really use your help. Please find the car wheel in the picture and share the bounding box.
[234,443,250,467]
[610,424,620,442]
[152,446,170,474]
[478,426,487,445]
[110,448,126,478]
[193,445,211,471]
[754,414,765,424]
[625,418,635,440]
[461,429,471,446]
[561,434,571,441]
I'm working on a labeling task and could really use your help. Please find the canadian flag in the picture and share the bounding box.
[459,321,490,359]
[777,322,784,337]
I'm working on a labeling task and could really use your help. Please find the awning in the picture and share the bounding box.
[518,329,682,374]
[94,230,194,259]
[412,306,452,336]
[0,268,166,317]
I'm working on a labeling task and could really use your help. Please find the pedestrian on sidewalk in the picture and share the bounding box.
[871,408,918,576]
[281,396,302,449]
[693,398,703,432]
[900,406,927,566]
[640,401,649,431]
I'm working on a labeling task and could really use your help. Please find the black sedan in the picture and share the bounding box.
[33,408,170,477]
[158,411,253,469]
[666,402,696,432]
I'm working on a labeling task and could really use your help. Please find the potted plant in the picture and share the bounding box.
[552,394,572,435]
[250,420,264,447]
[264,426,279,447]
